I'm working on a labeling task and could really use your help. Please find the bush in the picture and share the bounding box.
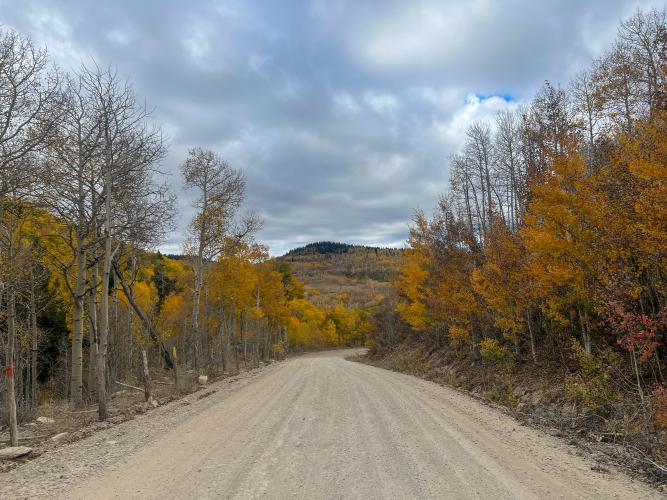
[565,340,620,417]
[650,386,667,430]
[480,338,511,364]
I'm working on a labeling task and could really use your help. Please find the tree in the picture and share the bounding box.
[494,110,525,229]
[0,29,61,192]
[569,66,606,169]
[616,8,666,116]
[42,70,105,407]
[464,121,495,236]
[0,28,60,446]
[472,222,536,360]
[181,147,253,370]
[391,10,666,429]
[84,64,168,420]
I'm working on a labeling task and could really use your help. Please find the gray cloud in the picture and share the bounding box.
[0,0,660,254]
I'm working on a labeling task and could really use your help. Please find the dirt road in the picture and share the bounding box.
[2,350,660,499]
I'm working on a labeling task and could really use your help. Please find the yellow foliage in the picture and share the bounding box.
[448,326,470,347]
[157,294,187,341]
[397,246,430,331]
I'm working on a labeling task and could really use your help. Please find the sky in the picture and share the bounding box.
[0,0,660,255]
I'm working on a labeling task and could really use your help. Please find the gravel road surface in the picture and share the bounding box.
[1,349,659,499]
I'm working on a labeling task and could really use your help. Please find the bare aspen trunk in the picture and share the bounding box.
[88,260,98,400]
[482,152,494,232]
[97,164,112,421]
[97,249,111,420]
[71,234,87,408]
[217,307,226,372]
[203,267,211,368]
[225,315,233,373]
[30,270,38,406]
[141,349,151,402]
[463,183,475,239]
[126,252,136,379]
[241,315,247,368]
[111,274,119,388]
[632,347,645,406]
[526,308,537,362]
[191,257,202,370]
[123,249,137,375]
[7,284,19,447]
[87,185,99,400]
[577,307,592,355]
[0,196,19,441]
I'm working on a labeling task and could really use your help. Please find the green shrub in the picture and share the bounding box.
[565,340,619,417]
[480,338,511,364]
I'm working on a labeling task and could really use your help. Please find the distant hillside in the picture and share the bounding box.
[163,253,187,261]
[278,242,403,309]
[284,241,399,257]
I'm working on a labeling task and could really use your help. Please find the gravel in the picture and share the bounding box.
[0,363,279,499]
[1,350,661,499]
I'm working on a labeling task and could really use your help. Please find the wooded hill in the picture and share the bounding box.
[278,242,403,309]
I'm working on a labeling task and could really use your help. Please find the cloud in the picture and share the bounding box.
[0,0,661,255]
[363,91,401,115]
[332,92,361,115]
[434,94,525,151]
[355,0,497,71]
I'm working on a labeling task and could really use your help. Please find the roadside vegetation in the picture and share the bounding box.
[368,8,667,480]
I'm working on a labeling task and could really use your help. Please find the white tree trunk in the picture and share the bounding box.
[141,349,152,402]
[71,235,86,408]
[6,285,19,447]
[97,165,112,420]
[191,256,203,369]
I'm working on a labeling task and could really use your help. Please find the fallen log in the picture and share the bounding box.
[0,446,33,459]
[113,261,174,370]
[115,380,145,393]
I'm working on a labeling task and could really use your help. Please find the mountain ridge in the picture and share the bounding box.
[282,241,402,258]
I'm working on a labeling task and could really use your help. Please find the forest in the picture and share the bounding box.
[367,8,667,471]
[284,241,401,257]
[0,29,367,448]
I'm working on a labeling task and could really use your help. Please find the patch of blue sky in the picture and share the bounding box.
[467,93,515,103]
